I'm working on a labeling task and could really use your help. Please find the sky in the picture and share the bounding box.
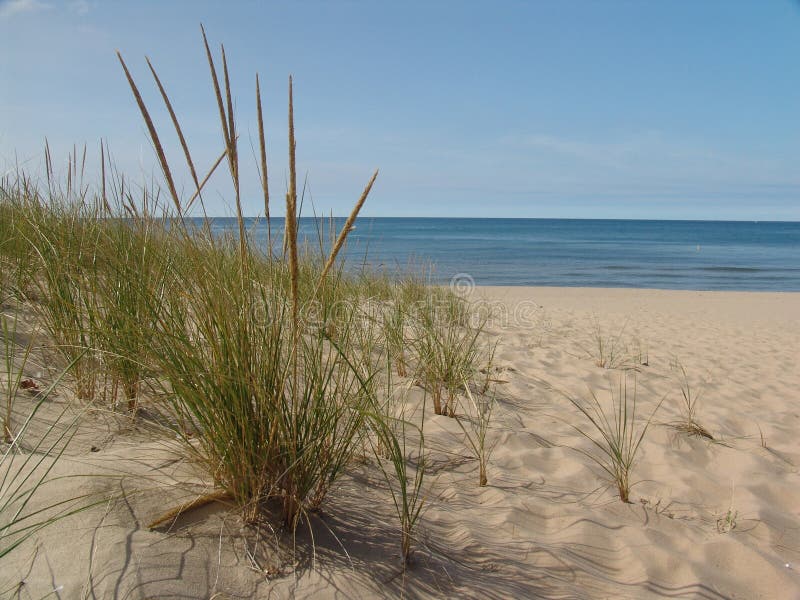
[1,0,799,220]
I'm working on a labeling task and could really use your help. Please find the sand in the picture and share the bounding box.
[3,286,800,599]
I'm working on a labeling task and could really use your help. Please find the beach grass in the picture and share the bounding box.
[412,293,487,417]
[4,25,494,548]
[454,383,497,486]
[0,165,490,558]
[0,24,507,574]
[112,29,392,529]
[566,373,663,503]
[1,311,35,444]
[587,319,643,371]
[669,357,713,440]
[20,199,100,401]
[83,216,175,413]
[369,391,428,567]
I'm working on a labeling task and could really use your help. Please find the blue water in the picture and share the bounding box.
[207,218,800,291]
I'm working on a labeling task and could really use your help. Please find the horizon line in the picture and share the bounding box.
[203,215,800,224]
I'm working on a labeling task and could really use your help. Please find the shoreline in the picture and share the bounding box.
[475,283,800,295]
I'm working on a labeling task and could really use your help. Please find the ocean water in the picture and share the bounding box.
[207,218,800,291]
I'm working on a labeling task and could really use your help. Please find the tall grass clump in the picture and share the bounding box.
[145,241,376,525]
[565,373,663,503]
[0,189,38,305]
[20,197,100,400]
[117,27,382,529]
[0,198,15,284]
[84,214,175,413]
[0,24,462,562]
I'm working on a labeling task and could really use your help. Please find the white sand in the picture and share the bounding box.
[4,287,800,598]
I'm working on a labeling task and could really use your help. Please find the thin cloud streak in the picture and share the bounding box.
[0,0,51,19]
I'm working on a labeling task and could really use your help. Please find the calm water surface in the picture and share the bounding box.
[205,218,800,291]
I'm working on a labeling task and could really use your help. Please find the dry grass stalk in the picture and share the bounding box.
[44,139,54,197]
[287,76,299,328]
[99,139,110,214]
[115,52,182,217]
[200,25,247,267]
[318,169,379,285]
[221,46,237,164]
[186,147,228,212]
[204,30,247,267]
[145,56,204,211]
[283,74,301,528]
[201,24,232,151]
[148,490,233,530]
[255,72,272,256]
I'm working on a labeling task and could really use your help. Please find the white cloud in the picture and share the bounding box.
[68,0,88,15]
[0,0,52,19]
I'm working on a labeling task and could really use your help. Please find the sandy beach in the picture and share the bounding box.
[3,285,800,599]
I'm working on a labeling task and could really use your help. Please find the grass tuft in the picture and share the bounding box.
[412,293,486,417]
[369,398,427,567]
[669,357,713,440]
[454,383,497,486]
[113,27,381,532]
[565,373,663,503]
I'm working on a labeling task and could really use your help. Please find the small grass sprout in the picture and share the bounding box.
[716,481,738,534]
[590,319,630,369]
[757,423,767,449]
[454,382,497,487]
[586,319,646,371]
[631,337,649,367]
[669,357,713,440]
[369,401,427,568]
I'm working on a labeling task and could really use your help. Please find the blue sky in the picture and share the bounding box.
[1,0,799,220]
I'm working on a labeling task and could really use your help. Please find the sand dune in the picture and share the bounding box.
[3,286,799,598]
